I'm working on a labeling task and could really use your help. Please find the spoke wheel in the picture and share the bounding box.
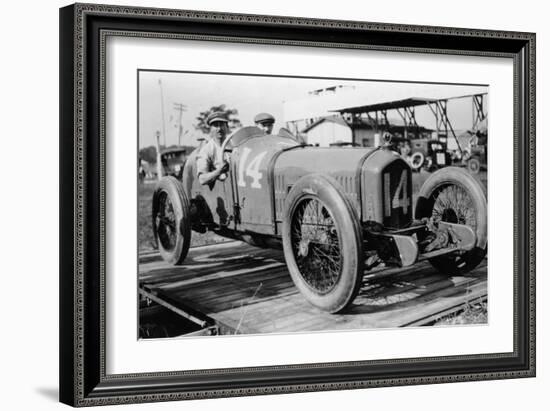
[282,174,363,313]
[290,197,342,295]
[415,167,487,275]
[432,185,477,230]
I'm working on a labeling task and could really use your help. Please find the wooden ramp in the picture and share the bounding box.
[139,241,487,335]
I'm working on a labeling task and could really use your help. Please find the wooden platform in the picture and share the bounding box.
[139,241,487,335]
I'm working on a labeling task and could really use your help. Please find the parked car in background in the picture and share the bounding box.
[391,137,451,172]
[463,118,488,174]
[425,140,452,171]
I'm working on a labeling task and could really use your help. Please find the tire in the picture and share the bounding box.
[282,174,363,313]
[467,157,481,174]
[415,167,487,275]
[152,176,192,265]
[409,152,425,171]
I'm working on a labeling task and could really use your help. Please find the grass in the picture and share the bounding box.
[434,299,488,326]
[138,183,157,251]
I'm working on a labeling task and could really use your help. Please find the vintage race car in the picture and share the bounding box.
[152,126,487,313]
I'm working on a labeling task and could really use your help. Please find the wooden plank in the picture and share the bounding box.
[139,288,208,328]
[139,242,488,335]
[164,270,292,309]
[347,276,488,328]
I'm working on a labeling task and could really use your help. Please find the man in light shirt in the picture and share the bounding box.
[196,111,230,186]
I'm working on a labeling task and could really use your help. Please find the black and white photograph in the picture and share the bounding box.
[51,1,538,408]
[138,71,489,338]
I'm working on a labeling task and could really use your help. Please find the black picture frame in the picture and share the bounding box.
[59,3,535,407]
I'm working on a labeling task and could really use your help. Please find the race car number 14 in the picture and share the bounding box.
[384,169,409,217]
[237,148,268,189]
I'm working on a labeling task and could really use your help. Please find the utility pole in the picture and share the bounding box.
[158,79,167,147]
[173,102,187,146]
[155,130,163,181]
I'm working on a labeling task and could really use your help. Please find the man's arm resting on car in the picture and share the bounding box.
[198,161,229,185]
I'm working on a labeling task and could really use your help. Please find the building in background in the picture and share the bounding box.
[301,116,353,146]
[283,83,487,150]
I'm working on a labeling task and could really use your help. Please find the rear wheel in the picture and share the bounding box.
[282,174,363,313]
[152,176,191,265]
[467,157,481,174]
[415,167,487,274]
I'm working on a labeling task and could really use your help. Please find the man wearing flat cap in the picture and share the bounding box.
[196,111,230,186]
[254,112,275,135]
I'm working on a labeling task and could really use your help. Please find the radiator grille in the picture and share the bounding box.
[381,160,412,228]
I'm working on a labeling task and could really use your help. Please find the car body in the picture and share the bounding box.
[183,128,411,235]
[153,126,487,312]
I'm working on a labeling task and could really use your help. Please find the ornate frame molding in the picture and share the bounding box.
[60,3,535,407]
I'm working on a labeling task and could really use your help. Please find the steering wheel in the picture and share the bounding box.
[217,130,238,181]
[220,129,237,158]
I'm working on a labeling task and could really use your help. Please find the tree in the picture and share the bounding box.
[195,104,241,134]
[139,146,157,164]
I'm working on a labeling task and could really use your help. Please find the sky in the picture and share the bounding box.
[138,70,488,149]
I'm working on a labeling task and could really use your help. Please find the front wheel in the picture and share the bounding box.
[282,174,363,313]
[415,167,487,274]
[152,176,192,265]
